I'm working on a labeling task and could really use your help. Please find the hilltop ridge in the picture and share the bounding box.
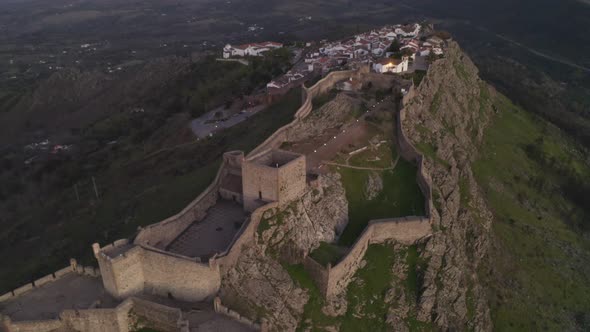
[402,41,590,331]
[400,41,495,330]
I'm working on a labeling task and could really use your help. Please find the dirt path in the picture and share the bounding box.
[305,122,370,172]
[304,96,395,173]
[322,154,400,171]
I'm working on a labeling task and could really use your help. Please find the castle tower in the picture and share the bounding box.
[242,149,306,212]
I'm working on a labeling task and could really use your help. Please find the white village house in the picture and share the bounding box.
[223,41,283,58]
[373,57,409,74]
[395,23,421,38]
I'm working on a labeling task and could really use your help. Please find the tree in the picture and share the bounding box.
[387,39,400,53]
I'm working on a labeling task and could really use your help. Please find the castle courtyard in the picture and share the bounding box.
[166,199,246,260]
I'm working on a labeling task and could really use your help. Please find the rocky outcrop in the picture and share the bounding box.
[288,93,361,142]
[220,244,309,331]
[220,173,347,331]
[400,41,495,330]
[259,172,348,258]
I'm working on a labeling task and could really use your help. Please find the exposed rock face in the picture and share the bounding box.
[260,172,348,257]
[220,173,348,331]
[289,93,361,142]
[220,245,309,331]
[401,42,495,330]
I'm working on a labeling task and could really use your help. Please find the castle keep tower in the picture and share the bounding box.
[242,149,306,212]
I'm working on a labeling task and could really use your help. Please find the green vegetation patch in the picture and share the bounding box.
[186,50,292,117]
[337,158,425,246]
[283,264,338,331]
[412,70,427,86]
[309,242,348,266]
[415,142,450,168]
[257,218,272,238]
[347,141,396,169]
[458,177,471,206]
[341,244,396,332]
[287,244,433,331]
[473,94,590,331]
[453,59,470,82]
[478,82,490,115]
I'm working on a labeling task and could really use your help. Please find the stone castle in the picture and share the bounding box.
[1,66,435,332]
[93,148,307,304]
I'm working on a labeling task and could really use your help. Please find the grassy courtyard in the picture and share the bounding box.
[337,158,426,246]
[347,141,397,169]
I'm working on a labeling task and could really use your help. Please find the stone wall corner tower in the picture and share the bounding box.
[242,149,306,212]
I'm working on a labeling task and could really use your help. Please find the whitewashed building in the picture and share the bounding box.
[223,42,283,58]
[373,57,409,74]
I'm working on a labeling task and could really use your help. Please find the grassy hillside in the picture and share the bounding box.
[474,94,590,330]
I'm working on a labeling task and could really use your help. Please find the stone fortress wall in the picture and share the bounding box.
[212,201,279,274]
[2,65,433,331]
[213,297,264,330]
[2,297,188,332]
[90,151,248,303]
[0,259,99,303]
[300,78,435,299]
[84,67,376,320]
[303,217,431,298]
[133,151,244,250]
[93,241,221,302]
[246,67,367,160]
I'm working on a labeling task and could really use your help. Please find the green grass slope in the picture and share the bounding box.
[474,94,590,330]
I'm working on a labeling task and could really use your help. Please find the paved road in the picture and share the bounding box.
[190,105,265,139]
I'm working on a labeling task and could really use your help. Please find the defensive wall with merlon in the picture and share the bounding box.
[0,258,99,304]
[133,151,244,251]
[302,79,435,299]
[1,297,188,332]
[247,67,368,160]
[93,238,221,302]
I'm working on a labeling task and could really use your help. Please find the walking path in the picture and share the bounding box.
[306,96,394,172]
[322,155,400,171]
